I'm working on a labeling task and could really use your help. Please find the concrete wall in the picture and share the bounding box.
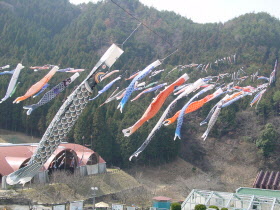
[1,176,7,189]
[85,163,106,175]
[34,171,49,184]
[77,166,88,176]
[86,164,99,175]
[98,163,107,173]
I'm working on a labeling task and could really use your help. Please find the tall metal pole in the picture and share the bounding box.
[91,135,93,150]
[91,187,98,210]
[93,189,96,210]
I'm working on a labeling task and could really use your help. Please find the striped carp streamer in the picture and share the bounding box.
[30,65,50,70]
[118,60,161,113]
[200,98,223,126]
[202,105,222,141]
[250,89,267,107]
[131,83,167,102]
[13,66,58,103]
[269,60,278,85]
[173,85,215,140]
[116,89,127,100]
[0,63,24,103]
[100,88,126,107]
[32,83,50,98]
[122,74,189,137]
[89,76,121,101]
[174,83,191,93]
[135,81,146,89]
[58,68,74,72]
[199,82,234,126]
[0,65,10,70]
[149,69,164,78]
[23,73,80,115]
[0,69,15,75]
[200,103,219,126]
[201,94,230,141]
[9,82,20,97]
[7,44,123,185]
[145,81,159,88]
[201,91,250,141]
[99,87,120,107]
[174,81,201,95]
[58,68,84,73]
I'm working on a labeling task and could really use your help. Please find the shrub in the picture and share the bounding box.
[221,208,228,210]
[195,204,206,210]
[256,123,278,157]
[208,205,219,210]
[171,202,181,210]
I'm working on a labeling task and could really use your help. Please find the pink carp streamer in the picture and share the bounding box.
[101,70,120,81]
[122,74,189,137]
[66,69,85,73]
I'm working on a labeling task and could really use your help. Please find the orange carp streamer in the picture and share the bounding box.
[125,72,139,80]
[13,66,58,103]
[164,89,223,125]
[224,91,242,102]
[122,74,189,137]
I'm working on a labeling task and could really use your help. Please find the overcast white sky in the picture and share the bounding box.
[70,0,280,23]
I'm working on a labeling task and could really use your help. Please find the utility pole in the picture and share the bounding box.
[91,135,93,150]
[91,187,98,210]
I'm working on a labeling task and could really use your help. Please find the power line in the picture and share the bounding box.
[110,0,175,48]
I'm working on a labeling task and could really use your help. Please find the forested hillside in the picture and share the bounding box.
[0,0,280,167]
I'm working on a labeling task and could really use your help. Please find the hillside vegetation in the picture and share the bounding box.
[0,0,280,169]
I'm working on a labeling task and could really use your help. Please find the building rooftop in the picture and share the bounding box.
[0,143,105,176]
[153,196,172,201]
[253,170,280,190]
[182,189,280,210]
[236,187,280,198]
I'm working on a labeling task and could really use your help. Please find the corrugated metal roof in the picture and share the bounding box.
[253,170,280,190]
[0,143,106,176]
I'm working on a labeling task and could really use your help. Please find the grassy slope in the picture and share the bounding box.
[17,169,142,204]
[0,129,40,144]
[0,138,6,143]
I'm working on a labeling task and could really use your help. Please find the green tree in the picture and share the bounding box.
[194,204,206,210]
[171,202,181,210]
[256,123,278,157]
[209,205,219,210]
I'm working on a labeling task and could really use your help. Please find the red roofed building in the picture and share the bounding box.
[153,196,172,201]
[0,143,106,185]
